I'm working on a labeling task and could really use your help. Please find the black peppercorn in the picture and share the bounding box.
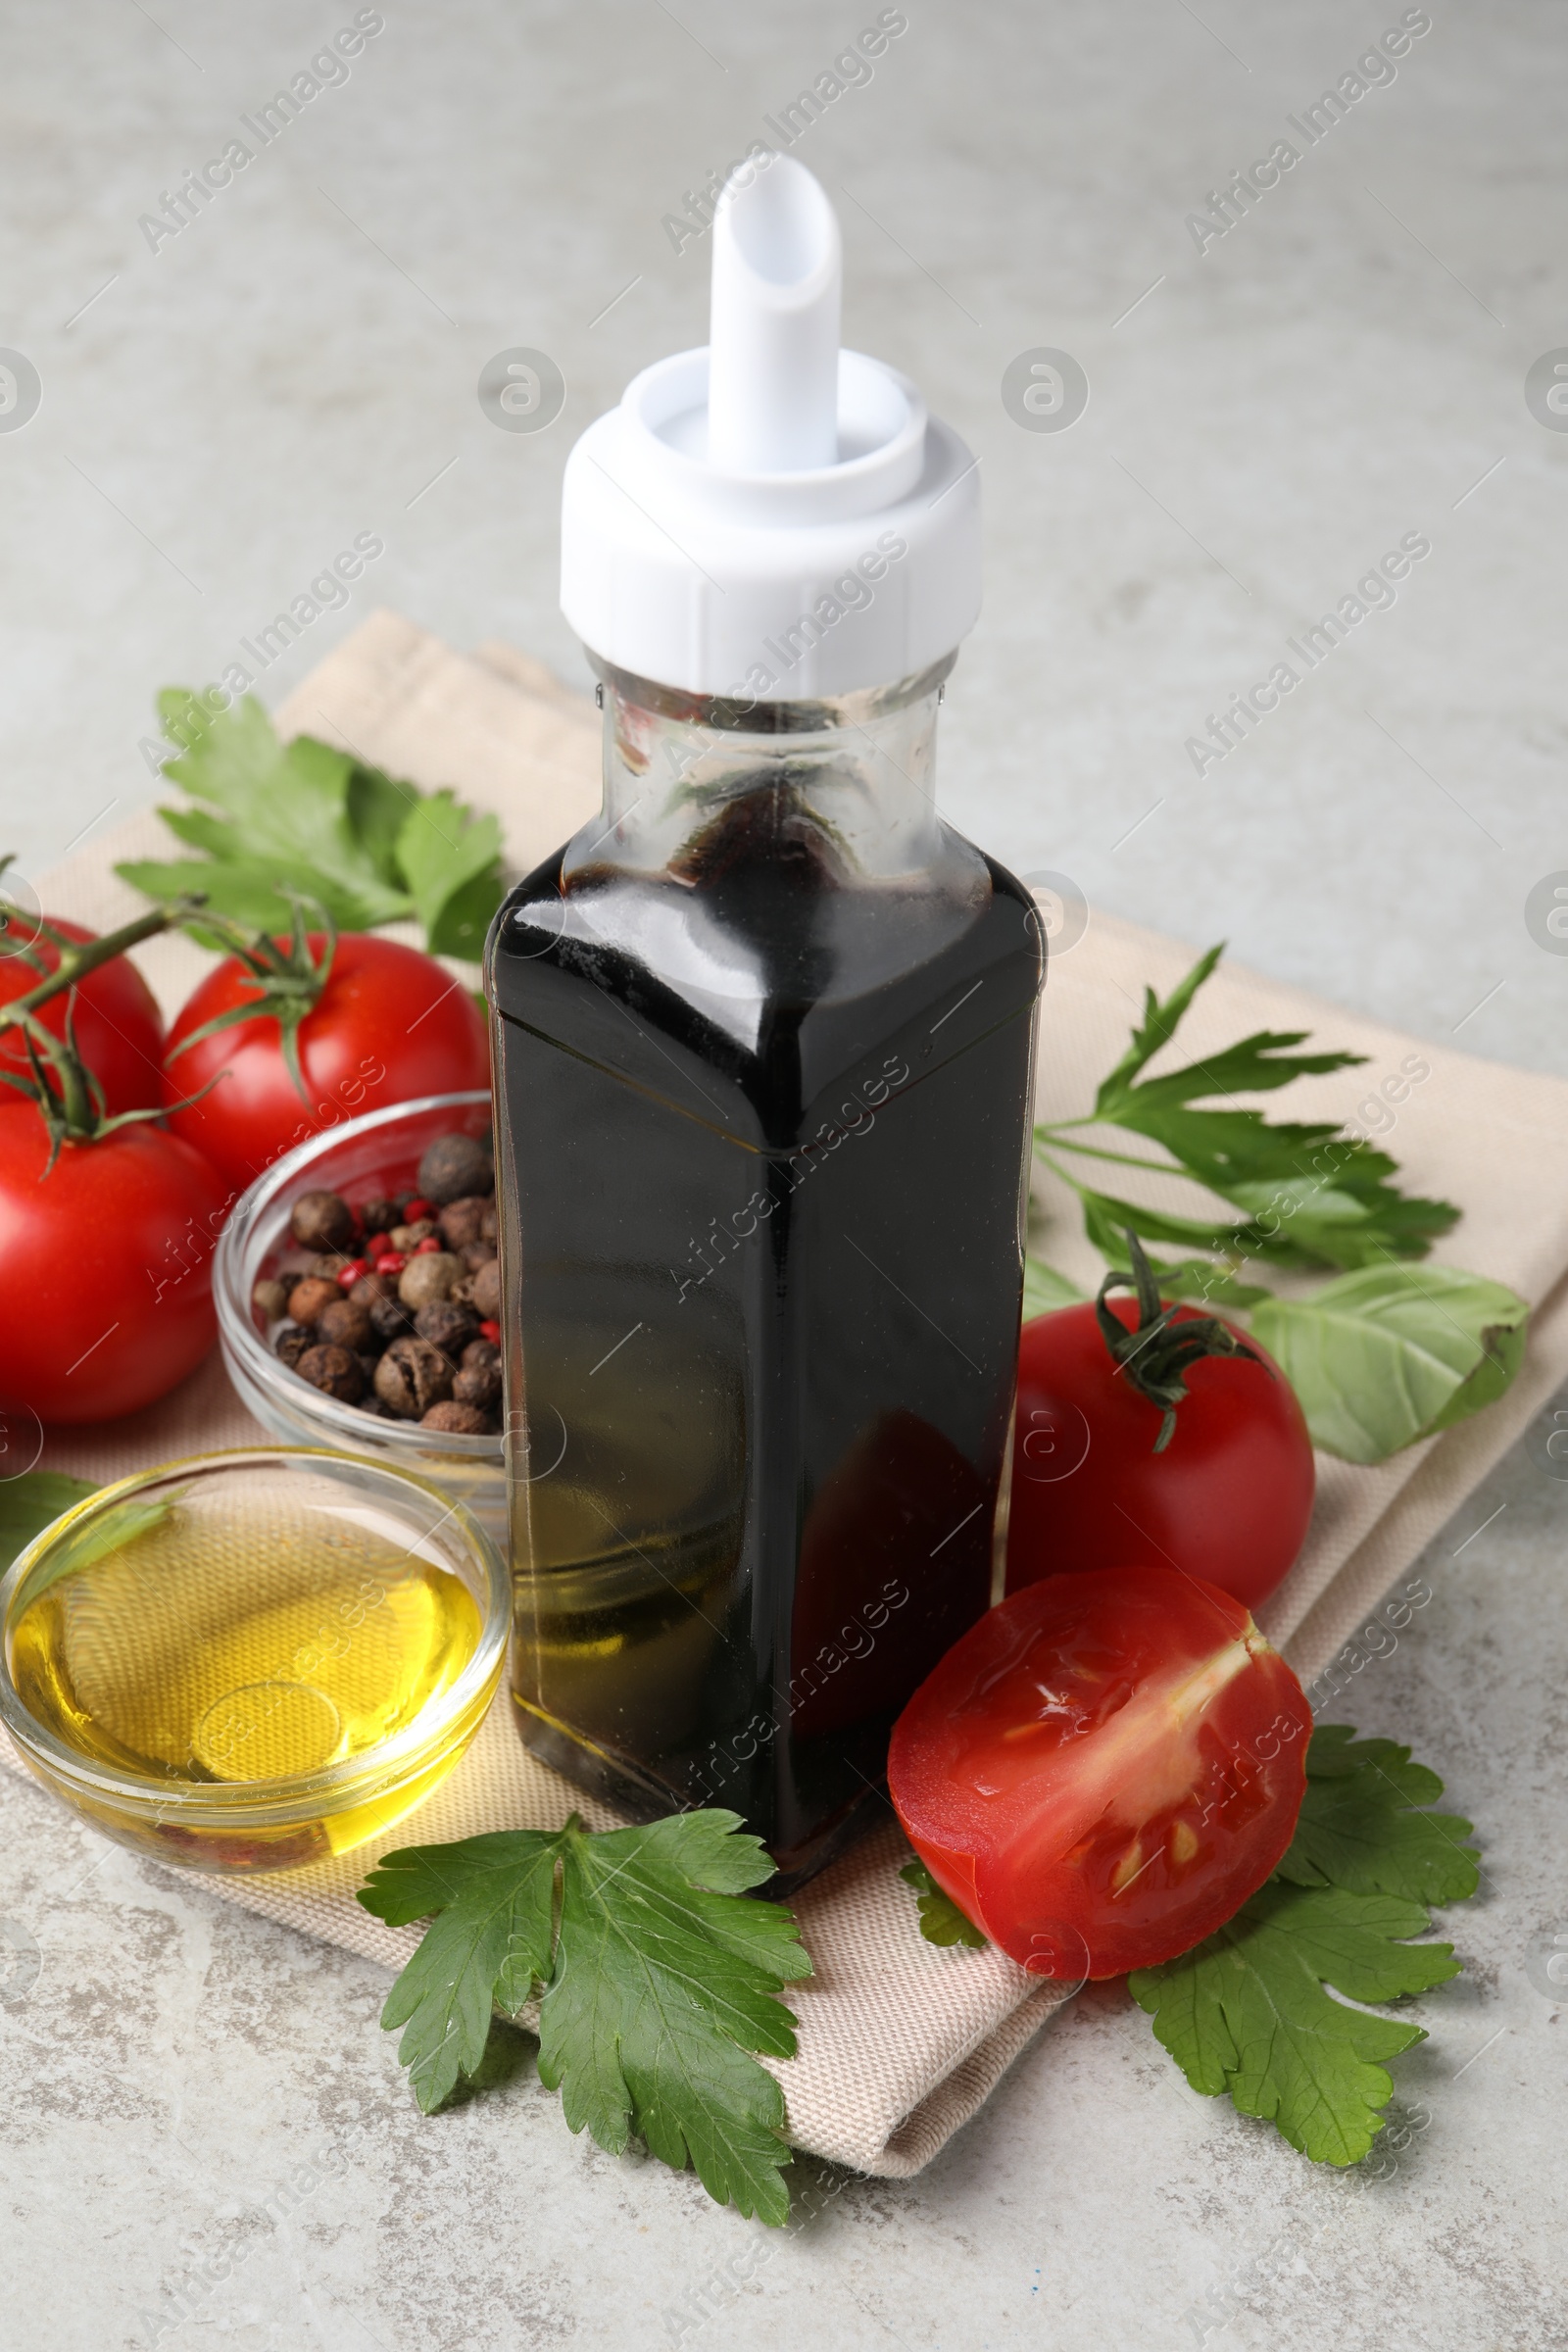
[420,1399,491,1435]
[296,1343,365,1403]
[289,1190,355,1253]
[358,1198,402,1237]
[453,1357,502,1413]
[414,1298,480,1360]
[417,1132,493,1206]
[274,1325,315,1369]
[373,1336,454,1419]
[318,1297,375,1353]
[368,1291,415,1346]
[437,1196,490,1250]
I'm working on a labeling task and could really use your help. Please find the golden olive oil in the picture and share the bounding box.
[9,1485,485,1869]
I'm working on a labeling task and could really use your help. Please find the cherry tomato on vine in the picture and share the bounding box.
[0,918,165,1115]
[160,931,489,1195]
[1006,1286,1315,1614]
[0,1103,228,1423]
[889,1565,1312,1979]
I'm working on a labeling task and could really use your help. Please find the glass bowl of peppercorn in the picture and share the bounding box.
[213,1092,508,1540]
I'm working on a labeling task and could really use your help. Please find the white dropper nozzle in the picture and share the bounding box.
[707,156,842,474]
[560,154,983,697]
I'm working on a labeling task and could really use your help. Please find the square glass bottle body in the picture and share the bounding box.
[488,661,1044,1883]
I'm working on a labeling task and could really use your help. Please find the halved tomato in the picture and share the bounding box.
[888,1565,1311,1979]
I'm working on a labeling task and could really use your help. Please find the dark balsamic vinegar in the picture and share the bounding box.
[491,773,1043,1886]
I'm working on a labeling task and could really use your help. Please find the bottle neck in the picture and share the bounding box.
[566,654,959,885]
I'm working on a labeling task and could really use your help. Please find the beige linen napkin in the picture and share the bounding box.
[16,609,1568,2179]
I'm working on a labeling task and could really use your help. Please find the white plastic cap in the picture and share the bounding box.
[560,156,981,703]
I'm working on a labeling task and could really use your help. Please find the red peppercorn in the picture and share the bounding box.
[479,1318,501,1345]
[404,1197,437,1223]
[336,1257,370,1290]
[365,1232,392,1258]
[413,1235,443,1255]
[374,1250,408,1277]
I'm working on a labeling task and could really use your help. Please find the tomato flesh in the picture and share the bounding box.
[0,919,165,1115]
[889,1565,1311,1978]
[1005,1299,1315,1613]
[161,932,490,1194]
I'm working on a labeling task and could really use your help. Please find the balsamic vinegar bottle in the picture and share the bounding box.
[488,156,1044,1886]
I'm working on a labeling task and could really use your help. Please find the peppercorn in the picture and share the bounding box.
[252,1275,289,1323]
[358,1198,402,1237]
[461,1337,501,1372]
[417,1132,494,1205]
[349,1273,396,1307]
[480,1201,498,1244]
[289,1189,355,1253]
[389,1220,437,1251]
[453,1356,502,1413]
[398,1250,464,1311]
[368,1292,415,1346]
[437,1195,490,1250]
[414,1298,479,1360]
[420,1399,491,1435]
[356,1351,382,1389]
[274,1325,315,1369]
[296,1343,365,1403]
[461,1239,499,1271]
[373,1336,454,1419]
[286,1275,341,1328]
[468,1259,501,1322]
[318,1297,375,1353]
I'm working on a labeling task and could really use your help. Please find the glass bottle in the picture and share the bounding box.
[490,652,1043,1884]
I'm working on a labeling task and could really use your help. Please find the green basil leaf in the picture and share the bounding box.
[1250,1265,1530,1463]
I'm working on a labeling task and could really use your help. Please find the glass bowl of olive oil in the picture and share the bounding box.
[0,1448,509,1874]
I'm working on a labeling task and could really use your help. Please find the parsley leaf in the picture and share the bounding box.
[1037,944,1460,1276]
[1022,1255,1084,1316]
[1132,1882,1450,2164]
[118,690,505,958]
[900,1859,988,1947]
[899,1721,1477,2167]
[359,1810,812,2223]
[1128,1723,1476,2164]
[1273,1725,1480,1903]
[1027,941,1526,1460]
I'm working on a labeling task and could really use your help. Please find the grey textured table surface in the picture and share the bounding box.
[3,3,1566,2347]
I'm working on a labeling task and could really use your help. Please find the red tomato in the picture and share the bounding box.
[0,918,165,1115]
[0,1104,230,1422]
[161,933,489,1195]
[890,1566,1312,1979]
[1005,1299,1314,1612]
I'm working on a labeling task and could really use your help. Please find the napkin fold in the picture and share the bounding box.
[18,610,1568,2177]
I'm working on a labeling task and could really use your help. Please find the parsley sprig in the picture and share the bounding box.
[1033,944,1459,1278]
[118,690,505,959]
[1130,1726,1478,2164]
[1028,946,1529,1461]
[359,1811,812,2223]
[901,1723,1477,2168]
